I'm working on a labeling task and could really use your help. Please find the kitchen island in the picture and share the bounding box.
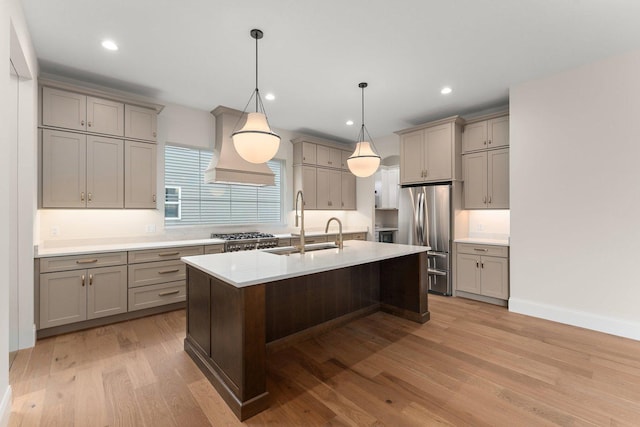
[181,240,430,420]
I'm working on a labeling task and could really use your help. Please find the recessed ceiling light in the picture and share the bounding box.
[101,40,119,51]
[346,120,354,126]
[265,93,275,101]
[441,86,452,95]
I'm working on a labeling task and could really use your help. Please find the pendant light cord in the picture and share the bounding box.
[255,34,259,112]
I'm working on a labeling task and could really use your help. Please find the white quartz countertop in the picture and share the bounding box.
[35,228,369,258]
[182,240,429,288]
[454,237,510,247]
[35,238,227,258]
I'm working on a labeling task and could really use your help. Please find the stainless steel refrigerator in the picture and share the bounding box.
[405,183,452,295]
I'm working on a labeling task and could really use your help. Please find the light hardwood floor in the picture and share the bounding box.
[9,296,640,426]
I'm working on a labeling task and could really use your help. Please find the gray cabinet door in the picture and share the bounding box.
[341,171,356,210]
[488,116,509,149]
[301,166,317,209]
[42,87,86,131]
[462,120,488,153]
[42,129,87,208]
[424,123,452,181]
[40,270,87,329]
[86,136,124,208]
[125,105,157,142]
[400,130,425,184]
[480,256,509,299]
[87,96,125,136]
[462,152,488,209]
[125,141,157,208]
[87,265,128,320]
[488,148,509,209]
[455,253,481,294]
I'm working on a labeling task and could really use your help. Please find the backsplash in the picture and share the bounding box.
[467,210,510,240]
[37,208,370,248]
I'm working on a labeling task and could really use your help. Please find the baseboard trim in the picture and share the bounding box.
[509,297,640,341]
[0,386,12,427]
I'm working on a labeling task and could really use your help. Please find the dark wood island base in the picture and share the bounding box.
[184,252,429,421]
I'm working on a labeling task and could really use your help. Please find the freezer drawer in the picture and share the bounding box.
[427,268,450,295]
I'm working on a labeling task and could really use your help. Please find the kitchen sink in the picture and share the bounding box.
[264,243,339,256]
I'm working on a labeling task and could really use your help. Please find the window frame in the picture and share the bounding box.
[164,185,182,221]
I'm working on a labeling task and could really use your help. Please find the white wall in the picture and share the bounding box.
[2,0,39,422]
[510,48,640,340]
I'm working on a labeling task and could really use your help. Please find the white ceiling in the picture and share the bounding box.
[21,0,640,142]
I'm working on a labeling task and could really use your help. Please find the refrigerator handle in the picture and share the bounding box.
[415,192,425,245]
[424,189,430,249]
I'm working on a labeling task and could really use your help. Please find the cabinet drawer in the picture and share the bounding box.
[204,244,224,255]
[277,238,291,247]
[347,232,367,241]
[40,251,127,273]
[291,235,328,246]
[457,243,508,258]
[128,260,185,288]
[128,281,185,311]
[128,245,204,264]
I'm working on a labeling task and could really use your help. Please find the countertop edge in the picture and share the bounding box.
[182,241,429,288]
[454,238,510,247]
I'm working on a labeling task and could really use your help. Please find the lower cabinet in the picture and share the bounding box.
[38,245,207,334]
[40,265,127,329]
[456,243,509,302]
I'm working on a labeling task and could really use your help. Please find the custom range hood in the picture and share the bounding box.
[204,106,276,186]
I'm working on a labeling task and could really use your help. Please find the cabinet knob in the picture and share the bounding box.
[88,121,92,127]
[488,139,492,144]
[89,274,93,286]
[152,194,157,202]
[81,192,85,201]
[81,274,85,287]
[88,192,92,202]
[81,120,85,126]
[153,131,157,137]
[476,261,479,268]
[488,196,492,203]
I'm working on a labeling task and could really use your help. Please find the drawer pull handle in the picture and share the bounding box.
[473,248,488,252]
[159,290,180,296]
[158,269,180,274]
[158,251,180,256]
[76,259,98,264]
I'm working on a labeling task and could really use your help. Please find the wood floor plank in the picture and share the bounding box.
[10,296,640,426]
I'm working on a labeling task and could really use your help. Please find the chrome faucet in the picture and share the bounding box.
[295,190,306,254]
[324,217,343,250]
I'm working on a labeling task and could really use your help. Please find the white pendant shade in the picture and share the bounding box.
[232,112,281,164]
[347,141,381,177]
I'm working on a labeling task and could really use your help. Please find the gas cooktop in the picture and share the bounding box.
[210,232,279,252]
[210,232,275,240]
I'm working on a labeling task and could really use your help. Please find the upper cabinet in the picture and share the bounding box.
[41,85,159,142]
[397,116,463,185]
[42,87,87,132]
[292,136,356,211]
[39,81,163,209]
[125,105,158,142]
[461,113,509,209]
[462,115,509,153]
[42,87,125,136]
[42,129,124,208]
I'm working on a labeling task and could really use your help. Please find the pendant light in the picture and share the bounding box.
[231,29,280,164]
[347,82,381,177]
